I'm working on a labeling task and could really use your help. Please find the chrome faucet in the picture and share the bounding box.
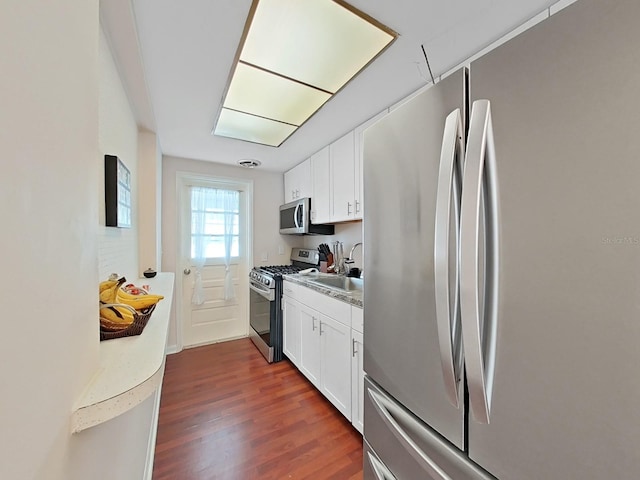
[344,242,363,276]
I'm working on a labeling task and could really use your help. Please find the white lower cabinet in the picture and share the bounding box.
[351,306,364,433]
[282,295,301,368]
[320,313,352,419]
[283,280,356,425]
[299,304,322,388]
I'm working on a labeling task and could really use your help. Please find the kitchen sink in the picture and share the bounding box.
[306,276,363,293]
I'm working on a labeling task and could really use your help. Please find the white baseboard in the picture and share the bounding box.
[165,344,182,355]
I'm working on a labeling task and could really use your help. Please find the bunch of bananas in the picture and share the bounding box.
[99,277,164,331]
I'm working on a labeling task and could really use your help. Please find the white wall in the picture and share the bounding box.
[0,4,160,477]
[138,131,163,274]
[0,1,99,478]
[162,155,303,350]
[98,27,140,282]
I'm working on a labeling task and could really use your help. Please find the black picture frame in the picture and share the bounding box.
[104,154,132,228]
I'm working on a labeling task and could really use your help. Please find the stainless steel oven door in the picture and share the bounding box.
[249,280,276,362]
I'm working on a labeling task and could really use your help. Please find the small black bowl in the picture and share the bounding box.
[143,268,157,278]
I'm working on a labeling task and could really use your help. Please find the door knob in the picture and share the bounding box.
[184,268,191,275]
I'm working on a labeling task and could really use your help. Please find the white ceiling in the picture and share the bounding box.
[101,0,558,172]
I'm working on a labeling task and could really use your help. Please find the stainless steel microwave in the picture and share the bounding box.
[279,198,334,235]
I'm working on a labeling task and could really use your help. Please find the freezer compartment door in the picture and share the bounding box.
[467,0,640,478]
[363,377,495,480]
[364,441,396,480]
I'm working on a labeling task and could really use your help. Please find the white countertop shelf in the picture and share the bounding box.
[71,272,175,433]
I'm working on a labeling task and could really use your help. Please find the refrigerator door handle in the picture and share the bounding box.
[367,451,396,480]
[368,387,453,480]
[460,99,500,425]
[434,108,465,408]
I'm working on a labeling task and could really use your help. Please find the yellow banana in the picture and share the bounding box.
[99,303,136,325]
[116,288,164,310]
[99,279,118,293]
[99,277,126,304]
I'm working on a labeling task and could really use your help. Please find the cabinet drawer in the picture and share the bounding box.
[301,287,351,326]
[352,306,363,334]
[283,280,303,301]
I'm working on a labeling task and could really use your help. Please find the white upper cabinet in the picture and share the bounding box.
[354,110,388,220]
[310,146,331,224]
[284,158,312,203]
[330,130,356,222]
[285,109,388,220]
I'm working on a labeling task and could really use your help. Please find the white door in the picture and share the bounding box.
[178,175,251,348]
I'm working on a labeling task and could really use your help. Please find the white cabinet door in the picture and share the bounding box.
[351,329,364,433]
[310,146,331,224]
[354,110,388,220]
[320,313,352,420]
[330,130,356,222]
[283,168,296,203]
[282,295,301,368]
[299,304,321,388]
[296,158,312,199]
[284,158,312,202]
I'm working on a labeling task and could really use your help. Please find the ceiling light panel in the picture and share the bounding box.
[215,108,297,146]
[224,63,331,125]
[213,0,397,147]
[240,0,396,93]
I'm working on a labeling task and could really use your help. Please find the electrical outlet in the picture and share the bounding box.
[261,252,269,262]
[278,245,285,255]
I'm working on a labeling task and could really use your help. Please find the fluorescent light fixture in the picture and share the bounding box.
[213,0,397,147]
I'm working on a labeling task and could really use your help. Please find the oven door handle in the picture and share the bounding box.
[249,282,275,301]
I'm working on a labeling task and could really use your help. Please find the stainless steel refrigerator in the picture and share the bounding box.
[363,0,640,478]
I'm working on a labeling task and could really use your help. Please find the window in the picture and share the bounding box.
[190,187,240,260]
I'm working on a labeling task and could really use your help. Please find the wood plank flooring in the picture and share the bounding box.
[152,339,363,480]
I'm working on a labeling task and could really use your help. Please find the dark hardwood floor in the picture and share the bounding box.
[152,338,363,480]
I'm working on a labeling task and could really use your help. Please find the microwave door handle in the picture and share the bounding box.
[294,203,301,229]
[460,99,500,425]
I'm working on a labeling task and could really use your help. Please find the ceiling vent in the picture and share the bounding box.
[238,159,262,168]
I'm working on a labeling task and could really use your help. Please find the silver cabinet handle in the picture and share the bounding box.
[319,320,324,336]
[312,316,317,331]
[367,387,452,480]
[434,108,465,409]
[460,99,500,425]
[355,200,361,214]
[352,338,358,357]
[367,451,396,480]
[295,188,300,198]
[347,202,353,215]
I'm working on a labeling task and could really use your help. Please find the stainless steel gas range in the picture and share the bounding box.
[248,248,319,363]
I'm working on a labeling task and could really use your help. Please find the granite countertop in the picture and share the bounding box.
[283,273,363,308]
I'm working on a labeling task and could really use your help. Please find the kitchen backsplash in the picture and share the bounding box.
[303,221,364,269]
